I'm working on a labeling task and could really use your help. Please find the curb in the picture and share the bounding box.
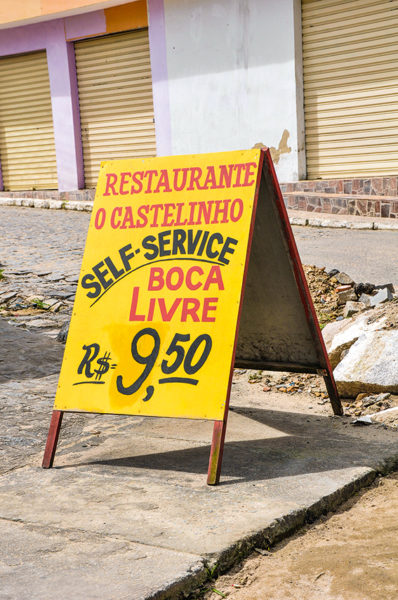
[1,196,398,230]
[0,197,93,212]
[153,454,398,599]
[288,215,398,231]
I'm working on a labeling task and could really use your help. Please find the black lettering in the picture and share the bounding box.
[187,229,203,254]
[92,261,113,290]
[158,230,171,257]
[81,274,101,299]
[206,233,223,260]
[104,256,124,280]
[197,231,209,256]
[218,237,238,265]
[142,235,159,260]
[77,343,100,378]
[172,229,187,255]
[119,244,135,271]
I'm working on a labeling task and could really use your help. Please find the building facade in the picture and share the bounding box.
[1,0,398,202]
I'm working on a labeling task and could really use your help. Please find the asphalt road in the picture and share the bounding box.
[0,206,397,287]
[293,226,398,287]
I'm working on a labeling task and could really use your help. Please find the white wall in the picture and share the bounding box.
[163,0,304,181]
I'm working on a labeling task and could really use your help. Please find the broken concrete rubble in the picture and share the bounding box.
[333,330,398,397]
[343,301,366,318]
[322,312,387,369]
[335,272,354,285]
[337,288,357,305]
[368,287,393,306]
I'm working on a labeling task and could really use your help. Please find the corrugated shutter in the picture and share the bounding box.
[75,29,156,188]
[302,0,398,178]
[0,51,58,190]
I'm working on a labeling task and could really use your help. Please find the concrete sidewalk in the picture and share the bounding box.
[1,347,398,599]
[289,209,398,230]
[1,195,398,230]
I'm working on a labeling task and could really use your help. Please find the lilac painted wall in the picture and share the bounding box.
[46,22,85,189]
[147,0,171,156]
[65,10,106,40]
[0,19,84,191]
[0,6,170,190]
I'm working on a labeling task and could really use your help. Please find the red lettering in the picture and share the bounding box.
[195,201,214,225]
[129,287,145,321]
[187,201,197,225]
[144,170,158,193]
[131,171,144,194]
[158,298,182,321]
[211,199,231,224]
[104,173,118,196]
[230,198,244,222]
[203,166,217,189]
[147,297,155,321]
[119,172,131,195]
[186,266,204,291]
[154,169,172,193]
[94,208,106,229]
[110,207,122,229]
[181,298,200,322]
[218,164,233,188]
[187,167,204,191]
[173,168,189,191]
[175,203,187,226]
[243,162,257,186]
[203,266,224,291]
[136,204,149,228]
[148,267,164,291]
[150,204,163,227]
[202,297,218,322]
[161,203,175,227]
[233,163,246,187]
[120,206,134,229]
[166,267,184,290]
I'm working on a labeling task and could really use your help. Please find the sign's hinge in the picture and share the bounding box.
[316,369,328,376]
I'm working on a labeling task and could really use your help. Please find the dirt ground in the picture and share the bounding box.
[202,473,398,600]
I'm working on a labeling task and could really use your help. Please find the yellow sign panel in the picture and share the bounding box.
[55,150,261,420]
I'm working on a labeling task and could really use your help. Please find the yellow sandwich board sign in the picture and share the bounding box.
[55,150,260,420]
[43,148,342,484]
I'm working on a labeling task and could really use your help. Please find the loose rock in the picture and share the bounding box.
[334,330,398,397]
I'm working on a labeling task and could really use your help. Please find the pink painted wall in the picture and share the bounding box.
[0,19,84,191]
[0,2,171,190]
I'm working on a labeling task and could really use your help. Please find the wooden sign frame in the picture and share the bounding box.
[43,149,342,485]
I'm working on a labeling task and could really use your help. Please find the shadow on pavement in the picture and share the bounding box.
[0,317,63,382]
[59,406,397,485]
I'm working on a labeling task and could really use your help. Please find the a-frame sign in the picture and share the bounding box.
[43,148,342,485]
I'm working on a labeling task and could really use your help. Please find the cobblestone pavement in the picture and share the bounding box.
[0,206,90,339]
[1,206,398,599]
[0,205,89,276]
[1,205,397,340]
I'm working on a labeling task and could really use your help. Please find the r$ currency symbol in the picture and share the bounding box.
[77,343,116,382]
[94,352,111,381]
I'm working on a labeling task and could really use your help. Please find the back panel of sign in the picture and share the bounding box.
[236,153,327,373]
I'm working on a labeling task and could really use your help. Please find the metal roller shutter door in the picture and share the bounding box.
[302,0,398,178]
[0,50,57,190]
[75,29,157,188]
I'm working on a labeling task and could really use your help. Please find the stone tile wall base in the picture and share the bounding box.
[1,177,398,219]
[280,176,398,219]
[0,190,95,202]
[283,195,397,219]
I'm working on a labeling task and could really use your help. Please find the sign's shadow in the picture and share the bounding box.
[67,407,389,485]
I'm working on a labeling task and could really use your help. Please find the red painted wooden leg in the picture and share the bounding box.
[323,373,344,416]
[42,410,63,468]
[207,420,227,485]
